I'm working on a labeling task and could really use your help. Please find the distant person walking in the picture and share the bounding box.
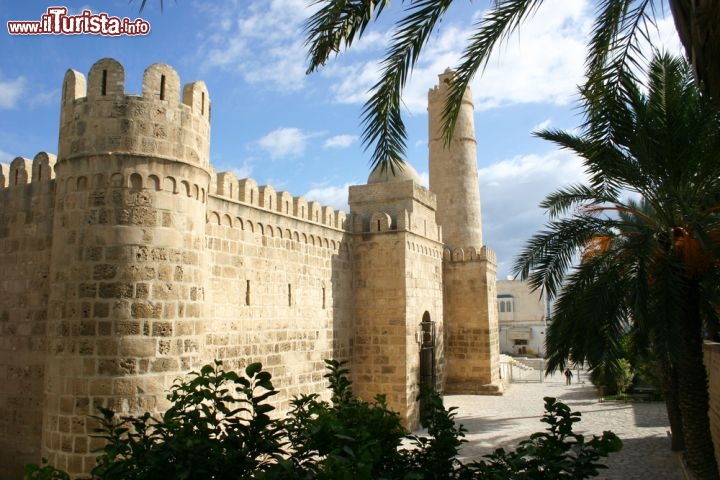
[564,368,573,385]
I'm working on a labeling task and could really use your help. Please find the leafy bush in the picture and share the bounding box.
[590,358,634,396]
[23,460,70,480]
[280,359,411,479]
[26,360,621,479]
[90,361,285,480]
[464,397,622,479]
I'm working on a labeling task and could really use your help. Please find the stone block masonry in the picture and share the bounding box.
[0,59,501,478]
[0,152,56,478]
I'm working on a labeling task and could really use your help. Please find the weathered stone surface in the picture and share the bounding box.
[0,61,502,480]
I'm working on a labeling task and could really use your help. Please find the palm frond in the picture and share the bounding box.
[584,0,653,106]
[538,184,611,219]
[545,252,631,374]
[132,0,170,12]
[443,0,544,146]
[513,216,610,300]
[360,0,454,172]
[304,0,390,74]
[533,128,595,159]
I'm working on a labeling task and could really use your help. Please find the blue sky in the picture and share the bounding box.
[0,0,680,278]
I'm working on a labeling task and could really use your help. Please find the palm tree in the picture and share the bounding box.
[537,200,686,450]
[513,53,720,479]
[301,0,720,173]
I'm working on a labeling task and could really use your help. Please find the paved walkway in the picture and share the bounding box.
[443,370,685,479]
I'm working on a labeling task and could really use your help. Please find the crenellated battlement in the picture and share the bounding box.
[443,245,497,264]
[210,172,348,231]
[0,152,57,189]
[58,58,210,168]
[428,69,473,107]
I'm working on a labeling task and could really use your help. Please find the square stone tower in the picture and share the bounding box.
[348,165,445,428]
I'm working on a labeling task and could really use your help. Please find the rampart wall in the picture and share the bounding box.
[443,246,501,394]
[0,153,57,476]
[204,178,354,410]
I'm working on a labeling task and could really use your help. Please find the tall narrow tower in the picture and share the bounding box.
[429,70,502,394]
[428,69,483,249]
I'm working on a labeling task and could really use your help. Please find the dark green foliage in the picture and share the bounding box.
[23,460,71,480]
[89,360,285,480]
[402,384,467,479]
[280,359,410,479]
[25,361,620,480]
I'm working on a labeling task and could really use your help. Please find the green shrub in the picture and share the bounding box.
[590,358,634,396]
[23,460,70,480]
[464,397,622,479]
[280,359,411,479]
[25,361,621,479]
[90,361,285,480]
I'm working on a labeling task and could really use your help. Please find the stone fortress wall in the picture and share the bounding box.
[0,58,498,478]
[0,154,57,480]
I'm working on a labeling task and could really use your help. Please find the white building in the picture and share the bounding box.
[497,279,547,357]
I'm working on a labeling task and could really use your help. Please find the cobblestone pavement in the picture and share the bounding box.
[443,370,685,479]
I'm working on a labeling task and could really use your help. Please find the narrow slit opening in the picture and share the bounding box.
[159,74,166,100]
[101,69,107,96]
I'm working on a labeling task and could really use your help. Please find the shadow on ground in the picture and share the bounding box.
[598,435,682,480]
[457,421,681,480]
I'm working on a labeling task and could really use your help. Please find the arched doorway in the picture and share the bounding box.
[419,312,436,416]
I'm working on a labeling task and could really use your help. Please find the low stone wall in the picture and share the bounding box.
[703,341,720,475]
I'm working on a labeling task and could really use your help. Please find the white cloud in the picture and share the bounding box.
[401,0,592,113]
[418,170,429,188]
[324,134,358,149]
[28,88,58,108]
[480,149,588,278]
[481,150,586,187]
[324,60,381,105]
[0,76,26,109]
[232,159,253,179]
[531,118,552,133]
[304,183,354,211]
[198,0,314,91]
[257,127,313,160]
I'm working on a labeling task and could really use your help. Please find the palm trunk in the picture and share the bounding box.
[676,281,719,479]
[668,0,720,106]
[657,355,685,451]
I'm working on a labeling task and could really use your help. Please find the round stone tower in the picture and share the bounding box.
[428,70,501,395]
[43,58,211,475]
[428,69,483,249]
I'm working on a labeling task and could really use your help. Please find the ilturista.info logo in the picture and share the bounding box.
[7,7,150,36]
